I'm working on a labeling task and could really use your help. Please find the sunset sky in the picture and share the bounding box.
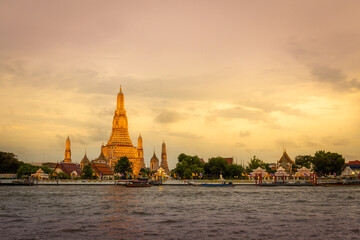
[1,0,360,169]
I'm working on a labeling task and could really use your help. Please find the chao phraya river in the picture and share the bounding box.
[1,185,359,239]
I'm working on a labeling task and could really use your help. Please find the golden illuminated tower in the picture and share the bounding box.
[64,136,71,163]
[137,134,146,170]
[160,141,169,173]
[102,86,143,175]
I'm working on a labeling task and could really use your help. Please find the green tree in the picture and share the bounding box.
[81,164,94,179]
[246,156,264,173]
[225,164,245,179]
[173,153,204,179]
[0,151,23,173]
[295,155,312,169]
[57,172,70,179]
[114,156,133,178]
[40,166,52,175]
[17,164,36,178]
[311,150,345,176]
[17,164,53,178]
[244,156,275,174]
[139,168,150,177]
[204,157,228,178]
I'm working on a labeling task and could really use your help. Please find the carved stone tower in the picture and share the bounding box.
[150,151,159,172]
[137,134,146,170]
[160,141,169,174]
[64,136,71,163]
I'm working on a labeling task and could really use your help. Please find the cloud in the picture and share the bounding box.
[310,65,360,91]
[154,110,183,124]
[275,138,300,149]
[239,130,251,137]
[287,40,360,92]
[214,106,273,123]
[322,136,350,146]
[234,142,246,148]
[168,131,202,139]
[311,65,347,83]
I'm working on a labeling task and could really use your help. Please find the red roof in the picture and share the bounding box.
[223,158,233,165]
[91,162,114,176]
[346,160,360,165]
[55,162,82,176]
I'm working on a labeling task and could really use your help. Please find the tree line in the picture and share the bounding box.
[172,150,346,179]
[0,150,346,179]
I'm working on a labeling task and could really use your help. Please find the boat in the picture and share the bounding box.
[125,178,151,187]
[0,178,35,186]
[188,181,234,187]
[149,180,162,186]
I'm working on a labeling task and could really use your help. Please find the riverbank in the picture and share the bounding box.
[1,178,319,186]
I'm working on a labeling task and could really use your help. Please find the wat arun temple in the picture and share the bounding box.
[100,86,169,175]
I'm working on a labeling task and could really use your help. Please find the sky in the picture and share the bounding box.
[1,0,360,169]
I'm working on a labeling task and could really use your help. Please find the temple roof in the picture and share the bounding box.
[277,151,294,165]
[93,151,109,164]
[80,153,90,165]
[151,152,159,163]
[91,162,114,176]
[56,162,82,176]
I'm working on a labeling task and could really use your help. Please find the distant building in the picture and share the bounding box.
[160,141,170,174]
[42,162,57,169]
[80,153,90,170]
[64,136,72,163]
[223,157,233,165]
[277,151,295,174]
[150,151,159,172]
[93,148,109,164]
[90,162,114,180]
[54,162,82,178]
[344,160,360,174]
[31,168,49,180]
[341,166,354,177]
[269,163,277,171]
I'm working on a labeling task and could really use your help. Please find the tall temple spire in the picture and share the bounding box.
[160,141,169,174]
[138,133,143,149]
[64,136,71,163]
[101,86,145,176]
[137,134,145,170]
[116,85,125,113]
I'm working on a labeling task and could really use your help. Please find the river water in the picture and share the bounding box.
[1,185,359,239]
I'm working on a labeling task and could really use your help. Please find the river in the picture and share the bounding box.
[1,185,359,239]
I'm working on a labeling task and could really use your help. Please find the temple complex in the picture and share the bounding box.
[64,136,71,163]
[160,141,170,174]
[101,86,145,175]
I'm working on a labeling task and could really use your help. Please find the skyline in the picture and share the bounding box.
[1,0,360,169]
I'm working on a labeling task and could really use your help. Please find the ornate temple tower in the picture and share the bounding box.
[150,151,159,172]
[160,141,170,174]
[137,134,146,170]
[64,136,71,163]
[80,151,90,170]
[101,86,143,175]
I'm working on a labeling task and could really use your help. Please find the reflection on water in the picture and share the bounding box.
[1,185,359,239]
